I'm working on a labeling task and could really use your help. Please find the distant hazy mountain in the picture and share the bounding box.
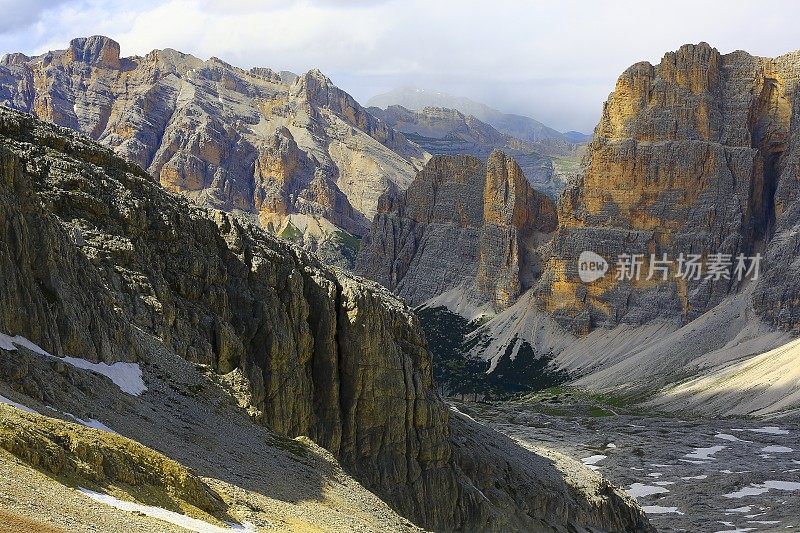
[369,105,567,198]
[563,130,591,143]
[367,87,587,145]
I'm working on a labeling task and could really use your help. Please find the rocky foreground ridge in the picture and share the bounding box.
[0,107,651,531]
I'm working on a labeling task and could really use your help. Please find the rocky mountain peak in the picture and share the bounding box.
[0,52,29,66]
[530,42,800,333]
[68,35,121,69]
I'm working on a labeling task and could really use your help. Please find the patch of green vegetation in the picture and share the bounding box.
[587,406,615,417]
[266,434,308,459]
[279,221,304,244]
[315,229,362,268]
[417,306,570,400]
[330,230,361,254]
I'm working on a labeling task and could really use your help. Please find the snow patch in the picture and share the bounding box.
[0,394,36,414]
[0,332,146,396]
[65,413,116,434]
[723,480,800,499]
[724,506,752,513]
[642,505,683,515]
[744,426,790,435]
[682,474,708,480]
[715,433,751,443]
[626,483,670,498]
[760,445,793,453]
[684,445,726,460]
[78,488,255,532]
[581,454,607,465]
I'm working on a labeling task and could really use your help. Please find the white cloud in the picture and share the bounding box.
[2,0,799,131]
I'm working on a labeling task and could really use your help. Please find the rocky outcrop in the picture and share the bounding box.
[370,105,567,198]
[356,151,557,311]
[0,107,649,531]
[0,405,225,516]
[533,43,800,334]
[0,36,429,266]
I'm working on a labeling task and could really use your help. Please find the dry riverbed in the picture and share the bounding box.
[455,390,800,532]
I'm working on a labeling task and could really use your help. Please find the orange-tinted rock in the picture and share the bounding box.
[535,43,800,332]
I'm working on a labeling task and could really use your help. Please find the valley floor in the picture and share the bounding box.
[456,392,800,533]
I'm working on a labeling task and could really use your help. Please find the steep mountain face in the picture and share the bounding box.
[536,42,799,334]
[0,36,429,267]
[356,151,557,312]
[0,107,651,531]
[369,105,567,198]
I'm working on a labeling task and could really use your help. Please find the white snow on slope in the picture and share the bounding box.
[642,505,684,515]
[760,445,793,453]
[723,480,800,498]
[626,483,670,498]
[78,488,255,532]
[0,332,145,396]
[715,433,751,443]
[65,413,116,434]
[746,426,790,435]
[684,445,726,460]
[0,394,36,413]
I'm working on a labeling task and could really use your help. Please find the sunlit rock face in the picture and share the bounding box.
[0,36,429,266]
[356,151,557,311]
[534,43,800,333]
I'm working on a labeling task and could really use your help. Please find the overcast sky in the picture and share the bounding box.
[2,0,799,132]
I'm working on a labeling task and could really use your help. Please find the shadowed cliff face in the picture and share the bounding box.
[355,151,557,312]
[534,43,800,334]
[0,36,429,267]
[0,107,651,532]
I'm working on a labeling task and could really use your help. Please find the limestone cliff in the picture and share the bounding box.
[0,36,429,266]
[463,44,800,402]
[535,43,800,333]
[0,107,650,531]
[356,151,557,311]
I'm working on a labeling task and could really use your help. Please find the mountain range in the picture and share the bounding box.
[366,87,589,146]
[0,36,580,269]
[358,43,800,413]
[2,33,800,531]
